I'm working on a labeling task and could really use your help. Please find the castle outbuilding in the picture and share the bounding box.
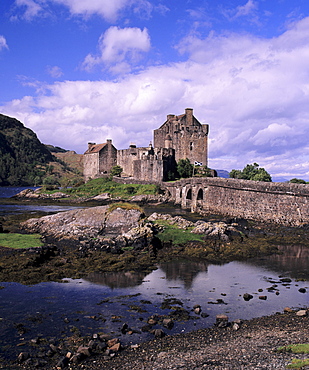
[83,108,209,182]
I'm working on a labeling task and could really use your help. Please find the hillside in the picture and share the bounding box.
[0,114,83,186]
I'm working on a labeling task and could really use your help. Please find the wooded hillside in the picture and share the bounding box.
[0,114,83,186]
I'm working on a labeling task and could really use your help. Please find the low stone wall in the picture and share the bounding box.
[162,178,309,226]
[112,176,162,186]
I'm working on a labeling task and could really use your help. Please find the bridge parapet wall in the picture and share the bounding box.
[162,178,309,226]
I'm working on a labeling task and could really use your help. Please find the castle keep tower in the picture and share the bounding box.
[153,108,209,166]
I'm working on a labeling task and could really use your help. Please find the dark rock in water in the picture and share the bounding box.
[280,277,292,283]
[17,352,29,363]
[56,356,69,369]
[163,318,174,329]
[152,328,165,338]
[216,314,229,328]
[298,288,306,293]
[243,293,253,301]
[259,295,267,300]
[193,304,202,314]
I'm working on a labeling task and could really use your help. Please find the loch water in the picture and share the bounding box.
[0,187,308,360]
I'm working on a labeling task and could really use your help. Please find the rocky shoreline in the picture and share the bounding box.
[8,309,309,370]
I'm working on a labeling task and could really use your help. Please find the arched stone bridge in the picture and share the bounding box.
[162,177,309,226]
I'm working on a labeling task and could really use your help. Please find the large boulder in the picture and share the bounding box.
[21,205,143,241]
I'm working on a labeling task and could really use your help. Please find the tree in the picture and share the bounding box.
[229,163,272,182]
[177,158,193,178]
[110,165,123,178]
[229,169,242,179]
[289,178,307,184]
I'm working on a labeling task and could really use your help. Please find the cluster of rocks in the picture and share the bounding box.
[148,212,246,242]
[13,188,70,200]
[17,333,123,369]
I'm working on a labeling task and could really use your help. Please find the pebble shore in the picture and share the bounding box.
[76,310,309,370]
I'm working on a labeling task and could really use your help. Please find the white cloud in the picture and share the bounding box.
[0,35,8,51]
[82,26,151,74]
[12,0,153,22]
[2,17,309,179]
[234,0,257,18]
[52,0,130,21]
[12,0,46,21]
[252,123,293,146]
[46,66,64,78]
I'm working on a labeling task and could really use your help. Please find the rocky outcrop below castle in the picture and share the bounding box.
[20,206,246,253]
[20,205,156,253]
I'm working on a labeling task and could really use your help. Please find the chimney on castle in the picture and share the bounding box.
[106,139,112,145]
[167,114,175,121]
[185,108,193,126]
[88,142,96,150]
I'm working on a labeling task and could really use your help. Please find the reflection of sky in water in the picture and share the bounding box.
[0,259,308,361]
[0,204,83,216]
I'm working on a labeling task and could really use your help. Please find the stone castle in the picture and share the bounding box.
[83,108,209,182]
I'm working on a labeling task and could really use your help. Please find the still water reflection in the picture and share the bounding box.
[0,255,308,361]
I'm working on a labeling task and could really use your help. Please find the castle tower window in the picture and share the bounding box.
[190,142,193,150]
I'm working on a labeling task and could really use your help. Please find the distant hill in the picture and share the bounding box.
[216,169,230,178]
[0,114,83,186]
[45,144,68,153]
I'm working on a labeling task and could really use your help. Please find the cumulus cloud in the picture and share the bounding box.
[2,17,309,179]
[82,26,151,74]
[0,35,8,51]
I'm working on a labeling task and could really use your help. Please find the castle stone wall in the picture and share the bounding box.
[83,153,99,181]
[99,143,117,174]
[117,147,149,177]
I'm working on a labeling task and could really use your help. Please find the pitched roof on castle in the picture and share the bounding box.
[84,143,106,154]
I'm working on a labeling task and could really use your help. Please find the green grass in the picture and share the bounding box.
[277,343,309,369]
[0,233,43,249]
[277,343,309,354]
[107,202,144,214]
[286,359,309,369]
[43,178,160,199]
[154,220,204,245]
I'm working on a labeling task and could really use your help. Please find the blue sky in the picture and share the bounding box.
[0,0,309,180]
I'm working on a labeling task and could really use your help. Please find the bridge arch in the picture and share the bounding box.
[197,188,204,200]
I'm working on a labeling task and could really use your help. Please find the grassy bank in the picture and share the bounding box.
[44,178,160,199]
[0,233,43,249]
